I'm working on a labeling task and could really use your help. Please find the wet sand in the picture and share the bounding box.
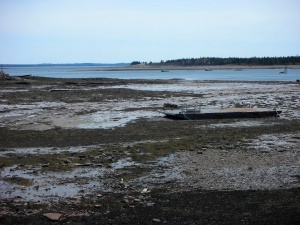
[0,76,300,224]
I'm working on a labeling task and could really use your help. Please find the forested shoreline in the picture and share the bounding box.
[131,56,300,66]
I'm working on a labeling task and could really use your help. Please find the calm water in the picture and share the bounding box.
[3,65,300,81]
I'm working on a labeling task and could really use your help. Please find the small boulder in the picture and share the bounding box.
[43,213,63,221]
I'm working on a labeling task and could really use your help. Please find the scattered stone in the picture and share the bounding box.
[72,196,82,200]
[278,149,286,152]
[125,196,133,200]
[73,163,93,166]
[34,185,39,191]
[62,159,72,164]
[261,150,269,153]
[0,211,9,216]
[41,163,50,167]
[141,188,149,194]
[147,202,155,207]
[43,213,63,221]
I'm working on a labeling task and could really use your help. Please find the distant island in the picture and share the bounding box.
[2,63,130,67]
[131,56,300,67]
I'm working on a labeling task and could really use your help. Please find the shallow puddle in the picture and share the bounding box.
[0,153,184,201]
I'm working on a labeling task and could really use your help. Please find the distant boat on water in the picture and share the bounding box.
[204,68,212,71]
[278,65,287,74]
[161,70,169,72]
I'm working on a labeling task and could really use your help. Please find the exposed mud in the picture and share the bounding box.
[0,76,300,224]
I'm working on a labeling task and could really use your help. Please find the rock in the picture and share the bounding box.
[62,159,72,164]
[34,185,39,191]
[43,213,63,221]
[278,149,286,152]
[141,188,149,194]
[73,163,92,166]
[126,196,135,200]
[41,163,50,167]
[147,202,155,207]
[0,211,9,216]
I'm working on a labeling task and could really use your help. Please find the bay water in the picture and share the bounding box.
[3,65,300,81]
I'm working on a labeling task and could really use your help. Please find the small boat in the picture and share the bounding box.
[204,68,212,71]
[160,105,282,120]
[278,65,287,74]
[0,67,11,80]
[161,70,169,72]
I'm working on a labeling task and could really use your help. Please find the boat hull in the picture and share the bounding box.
[161,108,282,120]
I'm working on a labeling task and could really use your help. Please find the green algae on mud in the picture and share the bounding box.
[0,118,299,171]
[1,119,299,192]
[4,176,33,186]
[1,118,298,148]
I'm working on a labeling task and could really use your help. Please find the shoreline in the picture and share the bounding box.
[84,64,300,71]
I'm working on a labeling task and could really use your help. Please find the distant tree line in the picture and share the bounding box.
[131,56,300,66]
[130,61,142,65]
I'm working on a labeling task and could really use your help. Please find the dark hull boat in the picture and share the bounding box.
[160,107,282,120]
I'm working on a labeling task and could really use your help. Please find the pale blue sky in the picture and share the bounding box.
[1,0,299,64]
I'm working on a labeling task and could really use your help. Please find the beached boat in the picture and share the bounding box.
[160,105,282,120]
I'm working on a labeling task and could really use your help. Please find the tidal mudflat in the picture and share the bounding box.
[0,76,300,224]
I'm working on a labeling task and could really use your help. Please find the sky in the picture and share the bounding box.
[0,0,299,64]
